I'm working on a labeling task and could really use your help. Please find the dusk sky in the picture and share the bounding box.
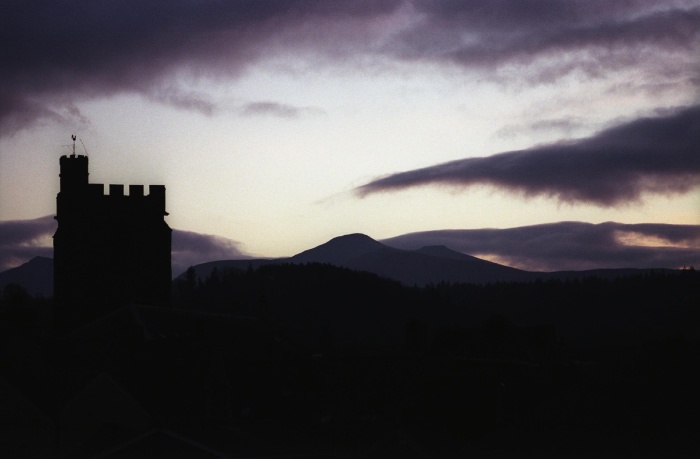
[1,0,699,274]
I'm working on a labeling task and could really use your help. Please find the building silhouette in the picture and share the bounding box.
[53,152,171,323]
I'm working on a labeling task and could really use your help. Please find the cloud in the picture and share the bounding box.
[240,101,324,118]
[3,216,697,275]
[0,0,401,136]
[494,116,591,139]
[381,221,700,271]
[171,229,249,277]
[0,216,248,276]
[149,86,217,116]
[2,0,698,136]
[356,105,700,206]
[398,1,700,82]
[0,216,56,271]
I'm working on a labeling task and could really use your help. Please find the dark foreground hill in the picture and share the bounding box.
[175,261,700,350]
[2,253,699,456]
[167,262,700,454]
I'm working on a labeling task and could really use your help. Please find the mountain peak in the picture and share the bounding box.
[328,233,379,245]
[291,233,387,265]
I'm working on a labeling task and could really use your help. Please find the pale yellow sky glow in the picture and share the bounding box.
[615,230,698,249]
[2,58,699,259]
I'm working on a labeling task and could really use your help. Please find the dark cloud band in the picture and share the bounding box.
[381,221,700,272]
[0,216,55,271]
[357,105,700,205]
[0,216,246,275]
[171,229,248,277]
[3,217,697,275]
[2,0,697,136]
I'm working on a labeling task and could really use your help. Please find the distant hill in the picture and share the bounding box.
[2,235,676,298]
[185,233,666,286]
[290,233,532,285]
[0,256,53,297]
[178,233,532,286]
[291,233,386,265]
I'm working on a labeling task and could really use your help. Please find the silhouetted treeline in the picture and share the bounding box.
[174,264,700,352]
[428,268,700,347]
[170,265,700,455]
[174,262,435,353]
[176,262,413,313]
[0,283,53,350]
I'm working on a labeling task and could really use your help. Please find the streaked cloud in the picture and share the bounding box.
[356,105,700,206]
[382,221,700,271]
[0,215,55,271]
[495,117,590,139]
[399,1,700,82]
[240,101,324,119]
[0,0,400,136]
[2,0,697,136]
[148,86,218,116]
[171,229,249,277]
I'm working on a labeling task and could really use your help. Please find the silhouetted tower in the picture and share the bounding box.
[54,145,171,324]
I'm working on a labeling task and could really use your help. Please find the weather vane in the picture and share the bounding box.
[64,134,87,156]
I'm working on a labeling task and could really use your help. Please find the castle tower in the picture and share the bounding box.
[54,152,171,324]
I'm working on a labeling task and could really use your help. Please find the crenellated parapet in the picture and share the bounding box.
[56,155,168,218]
[84,183,168,215]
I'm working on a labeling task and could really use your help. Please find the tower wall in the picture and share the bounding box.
[54,154,171,324]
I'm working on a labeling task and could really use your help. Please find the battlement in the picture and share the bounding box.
[57,155,168,216]
[86,183,166,198]
[60,153,88,163]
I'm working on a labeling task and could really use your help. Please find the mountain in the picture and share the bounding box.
[289,233,531,285]
[291,233,386,265]
[0,256,53,297]
[5,235,675,297]
[183,233,532,286]
[182,233,676,286]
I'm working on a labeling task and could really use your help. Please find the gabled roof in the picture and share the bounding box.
[92,428,229,459]
[0,375,55,441]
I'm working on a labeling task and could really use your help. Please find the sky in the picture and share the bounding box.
[1,0,699,274]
